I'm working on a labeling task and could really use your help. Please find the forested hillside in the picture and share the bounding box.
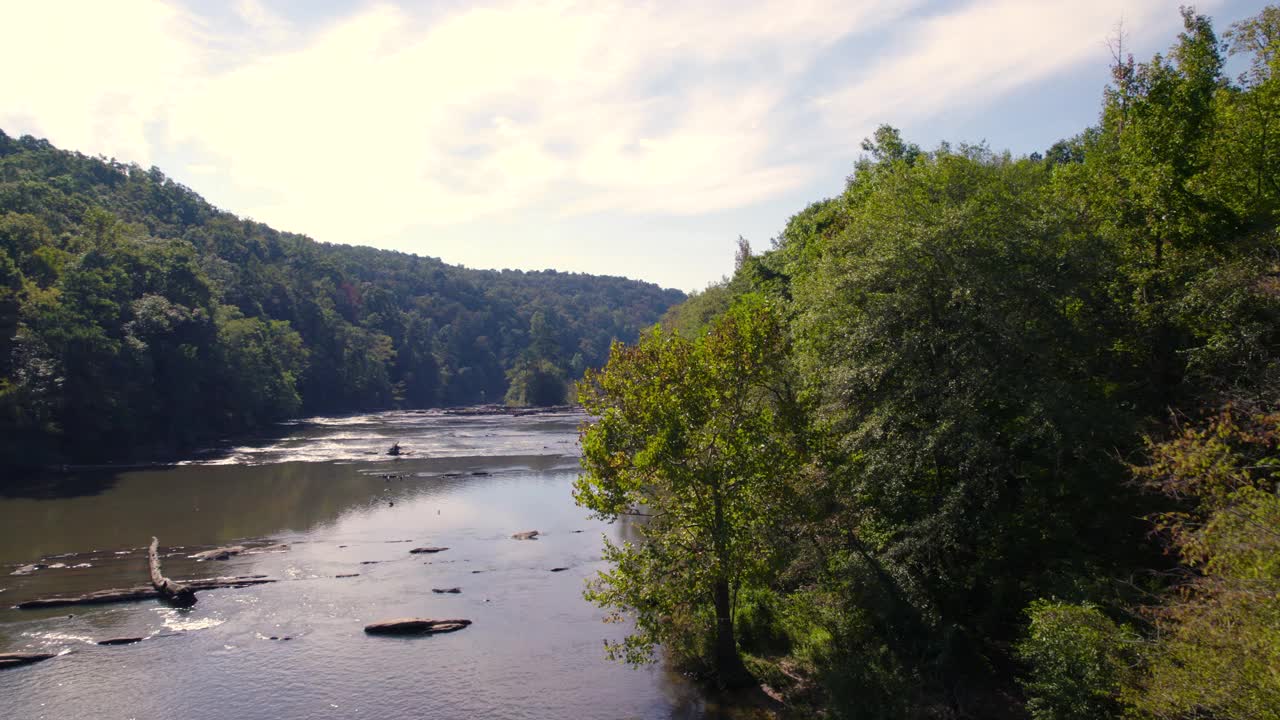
[577,7,1280,719]
[0,132,683,467]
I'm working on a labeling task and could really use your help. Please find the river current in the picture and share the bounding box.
[0,410,721,720]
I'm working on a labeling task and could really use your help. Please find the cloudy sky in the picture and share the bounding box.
[0,0,1262,290]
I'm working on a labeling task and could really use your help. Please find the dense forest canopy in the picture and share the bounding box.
[578,6,1280,719]
[0,131,684,468]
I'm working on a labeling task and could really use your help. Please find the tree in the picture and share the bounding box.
[575,297,800,687]
[1126,400,1280,719]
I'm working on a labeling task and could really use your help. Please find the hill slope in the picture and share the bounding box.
[0,130,684,466]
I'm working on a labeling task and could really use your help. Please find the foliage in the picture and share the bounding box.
[1126,401,1280,720]
[1016,601,1134,720]
[575,297,803,687]
[610,6,1280,715]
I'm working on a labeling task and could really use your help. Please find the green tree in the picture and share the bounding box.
[575,297,800,687]
[1017,601,1135,720]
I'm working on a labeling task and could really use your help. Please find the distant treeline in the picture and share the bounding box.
[579,7,1280,719]
[0,131,684,467]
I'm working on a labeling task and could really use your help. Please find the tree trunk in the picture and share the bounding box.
[710,487,752,688]
[712,576,752,688]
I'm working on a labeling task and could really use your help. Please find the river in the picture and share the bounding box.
[0,409,734,720]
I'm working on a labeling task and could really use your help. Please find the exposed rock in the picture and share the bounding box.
[512,530,540,540]
[432,587,462,594]
[364,618,472,636]
[409,546,449,554]
[97,637,143,646]
[0,650,57,666]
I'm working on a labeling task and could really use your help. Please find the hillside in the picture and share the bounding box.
[0,130,684,467]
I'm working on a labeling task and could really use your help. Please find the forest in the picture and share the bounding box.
[575,7,1280,719]
[0,131,684,468]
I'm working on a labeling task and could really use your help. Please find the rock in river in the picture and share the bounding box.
[364,618,472,636]
[0,652,57,669]
[97,637,143,646]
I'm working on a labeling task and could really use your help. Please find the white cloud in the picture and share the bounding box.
[0,0,1219,256]
[815,0,1224,133]
[0,0,202,165]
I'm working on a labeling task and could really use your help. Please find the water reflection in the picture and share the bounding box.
[0,469,119,501]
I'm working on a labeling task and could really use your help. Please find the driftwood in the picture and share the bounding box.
[189,545,245,561]
[149,537,196,607]
[15,575,275,610]
[0,652,56,670]
[190,542,288,561]
[364,618,471,636]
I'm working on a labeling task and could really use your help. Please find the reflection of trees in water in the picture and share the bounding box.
[0,469,119,500]
[0,455,578,565]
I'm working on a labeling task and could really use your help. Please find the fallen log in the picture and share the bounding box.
[0,652,56,670]
[15,575,275,610]
[364,618,472,636]
[149,537,196,607]
[189,545,245,561]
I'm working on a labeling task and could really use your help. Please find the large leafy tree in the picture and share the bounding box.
[575,297,801,686]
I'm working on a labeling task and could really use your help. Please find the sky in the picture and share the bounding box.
[0,0,1267,291]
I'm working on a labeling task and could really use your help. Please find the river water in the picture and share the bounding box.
[0,410,724,720]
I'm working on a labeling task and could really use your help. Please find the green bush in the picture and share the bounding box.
[1016,600,1133,720]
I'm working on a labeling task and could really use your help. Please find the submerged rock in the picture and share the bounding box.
[364,618,471,636]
